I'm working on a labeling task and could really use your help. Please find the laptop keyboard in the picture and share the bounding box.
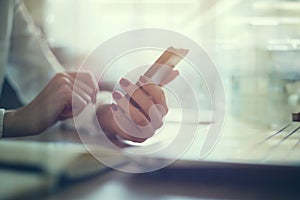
[260,122,300,163]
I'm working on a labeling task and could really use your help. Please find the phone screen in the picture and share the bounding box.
[143,47,189,84]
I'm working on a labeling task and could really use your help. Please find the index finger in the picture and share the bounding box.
[68,71,98,91]
[68,71,99,102]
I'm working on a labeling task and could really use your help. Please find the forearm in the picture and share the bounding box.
[2,109,38,138]
[3,110,20,137]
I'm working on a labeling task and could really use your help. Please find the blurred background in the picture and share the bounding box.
[22,0,300,128]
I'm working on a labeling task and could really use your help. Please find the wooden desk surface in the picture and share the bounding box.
[44,166,300,200]
[1,121,300,200]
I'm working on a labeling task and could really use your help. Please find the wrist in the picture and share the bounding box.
[3,108,38,137]
[3,110,18,137]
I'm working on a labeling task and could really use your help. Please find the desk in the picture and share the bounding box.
[45,166,300,200]
[1,121,300,200]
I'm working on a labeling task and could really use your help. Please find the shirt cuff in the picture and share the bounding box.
[0,109,5,139]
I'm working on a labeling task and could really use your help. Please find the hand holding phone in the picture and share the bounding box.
[99,47,189,143]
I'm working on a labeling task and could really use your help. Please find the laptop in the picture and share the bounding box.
[121,108,300,180]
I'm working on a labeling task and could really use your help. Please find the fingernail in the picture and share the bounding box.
[120,78,130,87]
[111,103,118,111]
[112,92,122,100]
[139,75,148,83]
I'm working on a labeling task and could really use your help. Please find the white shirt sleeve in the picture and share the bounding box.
[6,1,64,104]
[0,109,5,138]
[0,1,65,139]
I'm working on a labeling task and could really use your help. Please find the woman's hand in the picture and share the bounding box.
[3,72,98,137]
[97,74,176,143]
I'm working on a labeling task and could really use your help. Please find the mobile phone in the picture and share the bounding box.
[143,47,189,84]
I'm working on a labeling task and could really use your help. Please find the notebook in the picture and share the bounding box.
[0,140,127,199]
